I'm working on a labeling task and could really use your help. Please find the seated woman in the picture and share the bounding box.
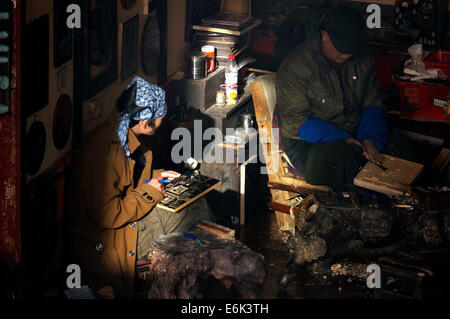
[66,76,214,298]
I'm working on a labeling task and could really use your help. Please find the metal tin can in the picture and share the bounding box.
[186,51,207,80]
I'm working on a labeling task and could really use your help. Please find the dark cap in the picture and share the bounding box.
[320,6,366,56]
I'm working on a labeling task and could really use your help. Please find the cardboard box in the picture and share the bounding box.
[221,0,251,16]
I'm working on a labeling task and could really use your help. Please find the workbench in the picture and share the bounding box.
[200,130,265,226]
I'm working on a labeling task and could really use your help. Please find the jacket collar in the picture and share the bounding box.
[127,127,140,155]
[311,33,330,69]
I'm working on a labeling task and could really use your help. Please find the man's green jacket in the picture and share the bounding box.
[276,32,385,140]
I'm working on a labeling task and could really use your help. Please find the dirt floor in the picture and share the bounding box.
[237,206,450,299]
[235,212,377,299]
[11,203,448,299]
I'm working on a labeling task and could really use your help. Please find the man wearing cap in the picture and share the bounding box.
[66,76,214,298]
[275,5,388,190]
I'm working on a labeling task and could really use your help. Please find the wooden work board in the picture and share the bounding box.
[156,173,221,213]
[354,154,424,196]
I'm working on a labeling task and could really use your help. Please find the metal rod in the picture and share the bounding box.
[240,154,257,225]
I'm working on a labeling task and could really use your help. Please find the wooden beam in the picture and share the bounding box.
[246,67,275,75]
[268,182,328,195]
[197,220,235,239]
[269,201,296,215]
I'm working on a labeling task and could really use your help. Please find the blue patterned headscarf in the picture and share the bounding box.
[117,76,167,158]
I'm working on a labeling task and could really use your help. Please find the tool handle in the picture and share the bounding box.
[183,232,203,244]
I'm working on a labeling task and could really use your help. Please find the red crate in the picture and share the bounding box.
[424,51,450,76]
[374,51,408,91]
[396,80,450,122]
[375,52,396,90]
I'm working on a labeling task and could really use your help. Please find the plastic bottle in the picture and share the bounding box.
[225,54,238,105]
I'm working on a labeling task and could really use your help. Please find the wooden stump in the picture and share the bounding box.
[145,229,266,299]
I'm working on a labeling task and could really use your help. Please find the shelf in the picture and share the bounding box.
[204,86,252,118]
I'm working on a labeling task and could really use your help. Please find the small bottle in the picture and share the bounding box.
[225,54,238,105]
[216,84,226,107]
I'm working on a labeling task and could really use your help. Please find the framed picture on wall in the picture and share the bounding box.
[120,0,137,10]
[23,14,49,117]
[121,15,139,81]
[78,0,118,100]
[53,0,73,68]
[141,0,167,84]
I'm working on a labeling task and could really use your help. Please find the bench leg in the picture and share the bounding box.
[270,189,295,232]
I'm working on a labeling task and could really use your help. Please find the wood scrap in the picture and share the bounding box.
[268,201,298,216]
[354,154,424,196]
[197,220,235,239]
[246,67,275,75]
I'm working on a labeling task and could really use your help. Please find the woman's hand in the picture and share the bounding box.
[147,176,166,194]
[160,171,181,179]
[362,140,383,165]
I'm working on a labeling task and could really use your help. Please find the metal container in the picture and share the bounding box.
[186,51,207,80]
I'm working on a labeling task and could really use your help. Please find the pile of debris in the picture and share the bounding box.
[278,189,450,296]
[330,261,369,279]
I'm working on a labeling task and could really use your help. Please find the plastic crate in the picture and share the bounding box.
[396,80,450,122]
[374,51,408,91]
[424,51,450,76]
[375,52,396,90]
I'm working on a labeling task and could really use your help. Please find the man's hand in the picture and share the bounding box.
[147,176,166,194]
[362,140,383,165]
[347,138,383,165]
[160,171,181,179]
[346,137,364,149]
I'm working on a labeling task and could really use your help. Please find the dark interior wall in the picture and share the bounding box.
[19,0,190,296]
[184,0,222,42]
[252,0,334,19]
[20,0,189,177]
[251,0,450,47]
[86,0,189,137]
